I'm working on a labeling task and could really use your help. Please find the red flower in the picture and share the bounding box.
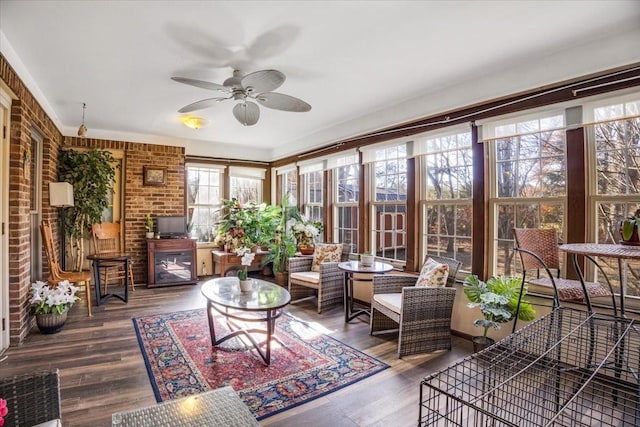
[0,397,8,425]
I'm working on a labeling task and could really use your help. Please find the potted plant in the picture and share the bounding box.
[145,213,155,239]
[262,197,298,286]
[58,148,118,271]
[463,275,535,352]
[360,252,375,266]
[30,280,80,334]
[292,217,321,255]
[620,208,640,245]
[235,247,256,292]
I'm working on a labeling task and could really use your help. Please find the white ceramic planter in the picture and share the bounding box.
[360,254,375,266]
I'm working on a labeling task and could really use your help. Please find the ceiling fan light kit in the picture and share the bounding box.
[172,69,311,126]
[180,115,210,130]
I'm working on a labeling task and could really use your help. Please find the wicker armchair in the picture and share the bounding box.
[288,243,353,313]
[370,255,460,358]
[0,370,61,426]
[512,228,616,332]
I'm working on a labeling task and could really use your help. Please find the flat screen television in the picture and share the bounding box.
[156,216,187,238]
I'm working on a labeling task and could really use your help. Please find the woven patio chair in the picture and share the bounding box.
[0,369,61,426]
[41,220,93,316]
[370,255,460,358]
[288,243,353,313]
[512,228,617,332]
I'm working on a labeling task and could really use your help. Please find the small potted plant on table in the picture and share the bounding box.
[620,209,640,245]
[145,213,155,239]
[235,247,256,292]
[463,275,535,352]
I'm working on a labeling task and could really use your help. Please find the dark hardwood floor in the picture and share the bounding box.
[1,278,473,427]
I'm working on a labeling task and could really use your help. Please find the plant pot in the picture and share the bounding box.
[35,311,68,334]
[239,279,253,292]
[262,264,273,277]
[298,245,315,255]
[145,232,155,239]
[274,272,288,287]
[360,254,375,266]
[472,336,495,353]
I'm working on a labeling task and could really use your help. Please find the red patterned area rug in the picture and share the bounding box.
[133,308,389,420]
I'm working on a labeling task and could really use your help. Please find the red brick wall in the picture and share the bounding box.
[1,53,63,343]
[63,138,185,283]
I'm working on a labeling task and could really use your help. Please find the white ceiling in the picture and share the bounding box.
[1,1,639,161]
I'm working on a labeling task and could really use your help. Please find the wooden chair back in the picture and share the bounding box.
[40,220,93,316]
[92,222,123,255]
[41,220,63,280]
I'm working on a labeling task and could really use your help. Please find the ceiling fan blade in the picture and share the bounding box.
[255,92,311,112]
[178,97,229,113]
[171,77,230,93]
[240,70,285,94]
[233,101,260,126]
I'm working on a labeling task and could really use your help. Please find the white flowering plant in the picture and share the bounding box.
[235,247,256,280]
[30,280,80,315]
[292,218,321,247]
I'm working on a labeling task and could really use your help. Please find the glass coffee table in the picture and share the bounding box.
[201,277,290,365]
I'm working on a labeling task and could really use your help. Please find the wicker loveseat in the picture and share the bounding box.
[0,369,61,427]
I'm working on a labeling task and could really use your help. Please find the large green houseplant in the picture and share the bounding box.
[463,275,536,352]
[262,197,301,284]
[58,148,118,271]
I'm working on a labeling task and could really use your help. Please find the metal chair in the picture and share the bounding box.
[288,243,353,313]
[91,222,135,293]
[0,370,61,427]
[370,255,461,358]
[41,220,93,316]
[512,228,616,332]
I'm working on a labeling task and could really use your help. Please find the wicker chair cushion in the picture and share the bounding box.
[373,293,402,313]
[289,271,320,286]
[311,243,343,272]
[415,258,449,287]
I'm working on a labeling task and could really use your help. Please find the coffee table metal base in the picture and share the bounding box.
[206,302,284,365]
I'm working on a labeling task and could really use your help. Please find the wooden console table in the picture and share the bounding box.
[211,249,269,277]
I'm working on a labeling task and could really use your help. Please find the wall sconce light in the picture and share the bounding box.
[77,102,88,137]
[180,115,210,130]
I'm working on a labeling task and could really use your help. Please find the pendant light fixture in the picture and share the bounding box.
[77,102,87,137]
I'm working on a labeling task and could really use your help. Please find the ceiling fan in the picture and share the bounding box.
[171,69,311,126]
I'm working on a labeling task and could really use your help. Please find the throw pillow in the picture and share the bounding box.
[415,258,450,287]
[311,243,344,272]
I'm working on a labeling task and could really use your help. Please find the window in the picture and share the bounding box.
[280,167,297,205]
[486,112,566,276]
[364,142,408,262]
[186,164,224,242]
[587,95,640,296]
[418,130,473,271]
[229,166,265,204]
[330,152,360,250]
[299,160,324,232]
